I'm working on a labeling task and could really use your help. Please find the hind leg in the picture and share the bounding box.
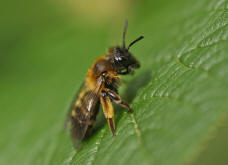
[100,91,115,136]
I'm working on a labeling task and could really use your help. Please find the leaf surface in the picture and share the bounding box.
[0,0,228,165]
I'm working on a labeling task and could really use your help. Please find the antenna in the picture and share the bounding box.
[122,20,128,49]
[127,35,144,50]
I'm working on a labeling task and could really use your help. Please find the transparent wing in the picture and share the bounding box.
[69,76,104,147]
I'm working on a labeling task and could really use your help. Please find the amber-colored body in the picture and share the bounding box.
[65,21,143,146]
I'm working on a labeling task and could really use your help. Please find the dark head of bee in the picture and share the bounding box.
[108,21,144,75]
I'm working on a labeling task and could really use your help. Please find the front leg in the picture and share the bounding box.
[118,70,129,75]
[106,90,133,113]
[118,68,134,75]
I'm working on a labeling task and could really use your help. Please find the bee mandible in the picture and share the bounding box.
[65,21,144,147]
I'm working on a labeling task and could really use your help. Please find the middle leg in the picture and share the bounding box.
[107,90,132,113]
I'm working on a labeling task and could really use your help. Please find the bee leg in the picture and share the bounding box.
[107,90,133,113]
[118,70,128,75]
[100,92,115,136]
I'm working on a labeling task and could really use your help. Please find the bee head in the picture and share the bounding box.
[108,20,144,74]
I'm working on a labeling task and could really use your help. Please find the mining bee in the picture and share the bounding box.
[65,21,144,147]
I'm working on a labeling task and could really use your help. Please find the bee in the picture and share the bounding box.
[65,21,144,147]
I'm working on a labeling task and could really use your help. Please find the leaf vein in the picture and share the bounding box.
[130,113,154,164]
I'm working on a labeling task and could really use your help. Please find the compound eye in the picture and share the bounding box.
[114,55,122,61]
[115,55,128,63]
[114,49,122,61]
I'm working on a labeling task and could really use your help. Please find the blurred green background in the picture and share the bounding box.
[1,0,228,165]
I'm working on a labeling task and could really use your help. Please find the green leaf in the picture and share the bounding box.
[1,0,228,165]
